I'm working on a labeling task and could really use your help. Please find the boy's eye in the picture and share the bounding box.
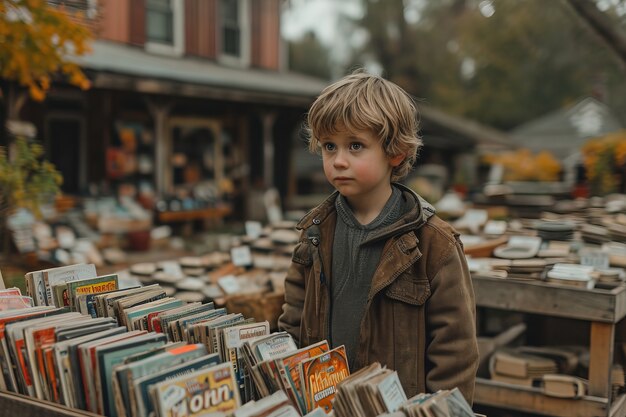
[349,143,362,151]
[323,143,336,151]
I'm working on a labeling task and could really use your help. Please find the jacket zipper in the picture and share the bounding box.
[318,249,330,343]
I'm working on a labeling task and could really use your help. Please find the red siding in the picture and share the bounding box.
[185,0,198,54]
[185,0,217,58]
[98,0,130,43]
[129,0,146,47]
[251,0,280,70]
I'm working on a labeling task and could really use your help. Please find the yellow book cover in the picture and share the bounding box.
[153,361,240,417]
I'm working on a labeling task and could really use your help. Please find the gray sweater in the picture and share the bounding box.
[330,186,409,367]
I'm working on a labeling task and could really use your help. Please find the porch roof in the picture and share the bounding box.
[75,41,328,107]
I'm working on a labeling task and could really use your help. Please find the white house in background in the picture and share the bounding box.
[511,97,624,185]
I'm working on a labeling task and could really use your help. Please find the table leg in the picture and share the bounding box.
[589,321,615,399]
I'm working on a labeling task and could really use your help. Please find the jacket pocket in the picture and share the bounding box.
[385,277,431,305]
[383,277,430,396]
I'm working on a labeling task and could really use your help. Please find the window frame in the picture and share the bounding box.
[145,0,185,57]
[218,0,250,67]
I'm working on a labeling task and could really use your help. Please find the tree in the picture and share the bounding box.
[0,0,88,256]
[0,135,62,255]
[347,0,626,130]
[0,0,92,118]
[288,32,333,80]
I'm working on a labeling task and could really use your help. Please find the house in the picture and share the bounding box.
[15,0,328,219]
[511,97,623,185]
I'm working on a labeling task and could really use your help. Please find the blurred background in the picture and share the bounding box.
[2,0,626,269]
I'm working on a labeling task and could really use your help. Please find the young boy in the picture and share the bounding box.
[277,71,479,402]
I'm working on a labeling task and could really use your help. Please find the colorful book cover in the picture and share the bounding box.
[96,333,167,417]
[300,345,350,414]
[222,321,270,400]
[132,353,221,417]
[252,332,297,362]
[42,264,97,306]
[278,340,329,413]
[114,343,207,417]
[0,295,33,311]
[66,274,119,311]
[152,362,241,417]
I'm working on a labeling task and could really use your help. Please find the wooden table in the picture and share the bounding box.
[473,275,626,417]
[156,205,232,235]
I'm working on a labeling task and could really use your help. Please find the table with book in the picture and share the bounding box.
[458,199,626,417]
[472,274,626,417]
[0,262,479,417]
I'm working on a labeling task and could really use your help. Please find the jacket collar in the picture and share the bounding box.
[296,183,436,233]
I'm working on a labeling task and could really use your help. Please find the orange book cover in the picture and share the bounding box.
[44,346,59,402]
[300,345,350,414]
[278,340,329,412]
[33,327,56,399]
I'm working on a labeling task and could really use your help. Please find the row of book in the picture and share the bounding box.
[0,263,477,417]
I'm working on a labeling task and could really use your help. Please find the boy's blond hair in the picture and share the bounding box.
[306,71,422,182]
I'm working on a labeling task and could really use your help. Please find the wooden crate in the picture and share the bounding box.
[224,291,285,330]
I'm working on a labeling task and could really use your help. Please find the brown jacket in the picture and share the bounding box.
[277,185,479,402]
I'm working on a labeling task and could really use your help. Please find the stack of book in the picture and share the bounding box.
[489,349,558,386]
[333,362,475,417]
[3,264,478,417]
[238,334,350,414]
[393,389,475,417]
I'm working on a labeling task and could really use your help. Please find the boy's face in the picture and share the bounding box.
[319,128,403,201]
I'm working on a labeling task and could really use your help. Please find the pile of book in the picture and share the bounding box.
[333,362,475,417]
[2,263,477,417]
[240,336,349,414]
[0,263,354,417]
[489,349,558,386]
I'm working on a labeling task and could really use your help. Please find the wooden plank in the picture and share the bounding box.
[0,390,100,417]
[472,275,621,323]
[589,322,615,398]
[474,378,609,417]
[614,285,626,324]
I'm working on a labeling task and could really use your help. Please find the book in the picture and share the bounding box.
[112,343,207,417]
[151,361,241,417]
[55,326,127,409]
[65,274,119,311]
[95,332,167,417]
[299,345,350,414]
[25,270,50,306]
[132,352,222,417]
[222,321,270,402]
[275,340,329,413]
[41,264,97,307]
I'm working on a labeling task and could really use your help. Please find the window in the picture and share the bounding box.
[219,0,249,66]
[221,0,240,56]
[47,0,98,19]
[145,0,184,56]
[146,0,173,44]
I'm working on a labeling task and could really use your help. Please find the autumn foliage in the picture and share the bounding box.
[483,149,562,182]
[0,0,93,101]
[581,131,626,195]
